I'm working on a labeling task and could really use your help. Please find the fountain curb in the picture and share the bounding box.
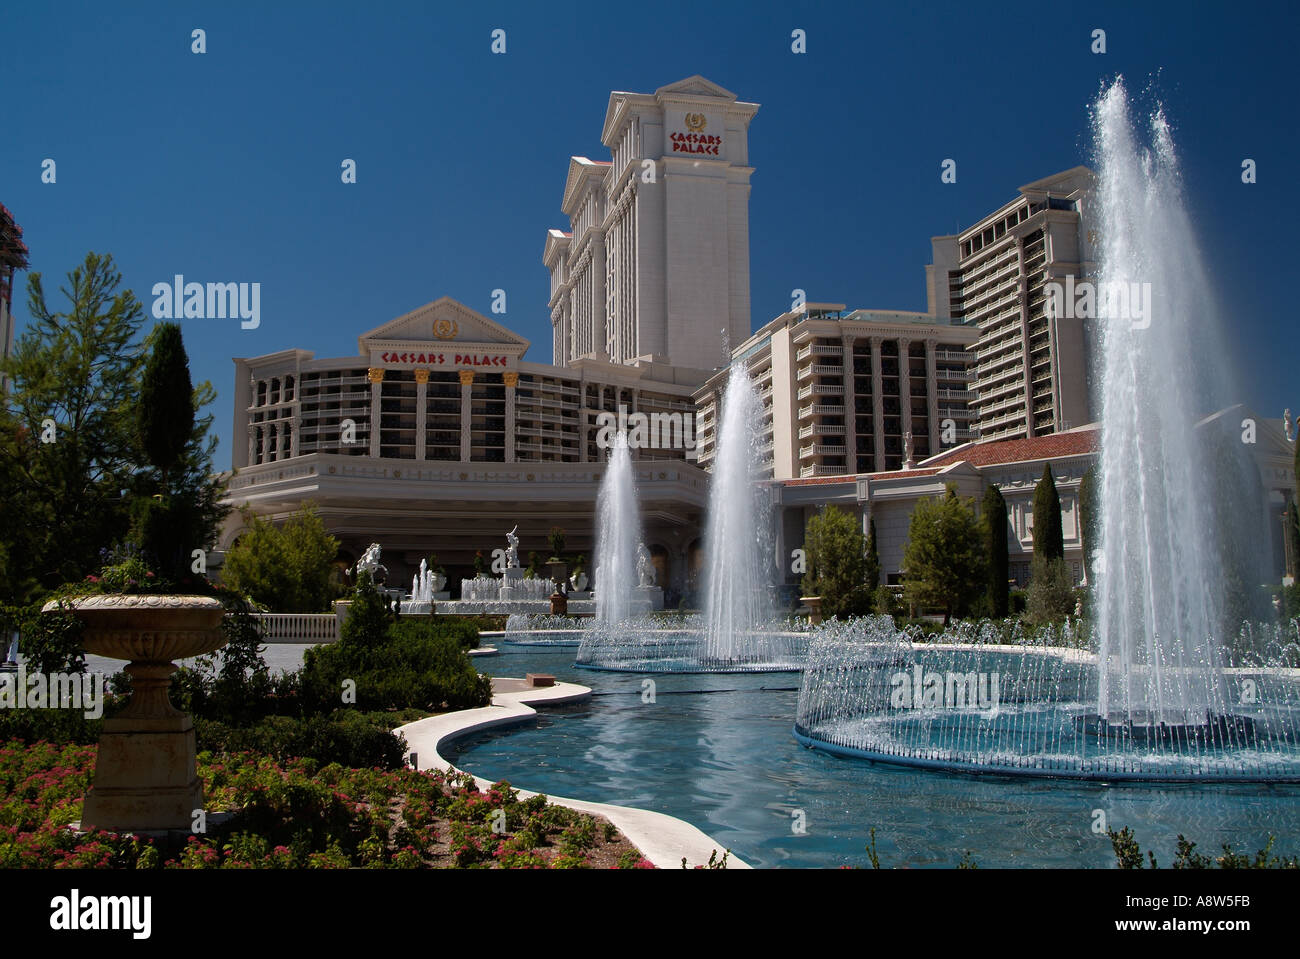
[394,682,751,870]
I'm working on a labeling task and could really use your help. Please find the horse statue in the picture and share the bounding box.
[351,542,388,586]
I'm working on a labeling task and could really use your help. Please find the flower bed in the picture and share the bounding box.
[0,740,653,869]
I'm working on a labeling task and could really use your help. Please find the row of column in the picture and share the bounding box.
[247,421,297,465]
[848,335,941,471]
[367,367,519,463]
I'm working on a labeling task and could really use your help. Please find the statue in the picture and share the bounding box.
[506,525,520,569]
[351,543,388,585]
[903,430,915,466]
[1286,408,1294,444]
[636,542,656,588]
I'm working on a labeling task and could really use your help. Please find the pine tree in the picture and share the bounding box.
[803,506,870,618]
[1032,463,1064,562]
[0,253,145,597]
[902,484,987,624]
[982,485,1009,618]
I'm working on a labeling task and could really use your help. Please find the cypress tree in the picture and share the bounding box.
[137,322,195,483]
[982,485,1009,617]
[134,322,197,579]
[864,517,881,593]
[1032,463,1064,562]
[1078,464,1099,583]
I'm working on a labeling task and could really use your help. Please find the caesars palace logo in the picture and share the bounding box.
[433,318,458,339]
[671,112,721,155]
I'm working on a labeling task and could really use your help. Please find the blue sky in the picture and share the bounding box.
[3,0,1295,471]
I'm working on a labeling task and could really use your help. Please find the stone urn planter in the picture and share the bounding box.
[569,571,588,593]
[546,559,569,590]
[45,594,227,833]
[800,596,823,625]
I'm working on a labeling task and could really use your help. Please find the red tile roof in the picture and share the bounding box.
[782,467,944,487]
[922,428,1099,469]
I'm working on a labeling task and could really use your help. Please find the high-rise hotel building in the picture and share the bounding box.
[545,77,758,378]
[927,167,1095,442]
[694,304,979,479]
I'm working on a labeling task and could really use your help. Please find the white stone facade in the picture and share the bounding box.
[546,76,758,379]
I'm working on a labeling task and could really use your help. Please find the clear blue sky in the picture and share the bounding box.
[3,0,1295,471]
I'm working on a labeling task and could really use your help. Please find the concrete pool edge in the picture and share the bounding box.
[395,682,752,870]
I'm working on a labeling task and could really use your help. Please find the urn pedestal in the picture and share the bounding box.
[46,595,227,833]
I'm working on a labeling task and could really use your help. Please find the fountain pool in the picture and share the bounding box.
[446,643,1300,868]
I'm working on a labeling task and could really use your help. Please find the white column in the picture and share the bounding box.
[925,338,940,456]
[841,333,858,472]
[414,369,429,460]
[898,337,913,462]
[870,336,885,470]
[459,369,474,462]
[367,368,383,457]
[503,371,518,464]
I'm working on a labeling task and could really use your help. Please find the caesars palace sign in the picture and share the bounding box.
[375,350,511,369]
[670,112,722,156]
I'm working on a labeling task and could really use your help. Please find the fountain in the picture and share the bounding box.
[793,78,1300,780]
[594,432,644,625]
[577,361,806,672]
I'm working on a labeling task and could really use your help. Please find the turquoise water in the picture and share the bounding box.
[447,644,1300,868]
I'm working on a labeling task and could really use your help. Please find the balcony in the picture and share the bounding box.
[936,388,974,401]
[799,443,847,459]
[799,464,845,478]
[813,383,845,396]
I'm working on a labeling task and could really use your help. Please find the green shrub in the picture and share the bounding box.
[1009,588,1028,615]
[390,616,479,651]
[194,713,408,769]
[300,627,490,714]
[1024,556,1075,625]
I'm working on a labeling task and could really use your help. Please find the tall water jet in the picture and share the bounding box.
[1091,77,1229,725]
[594,431,641,625]
[702,360,774,660]
[793,79,1300,779]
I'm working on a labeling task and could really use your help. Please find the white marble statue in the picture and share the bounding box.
[506,525,520,569]
[636,542,655,587]
[352,543,387,584]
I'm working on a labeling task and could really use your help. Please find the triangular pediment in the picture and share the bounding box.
[655,75,737,101]
[561,156,609,215]
[358,297,530,354]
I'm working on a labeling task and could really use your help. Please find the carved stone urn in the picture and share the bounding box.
[45,594,227,832]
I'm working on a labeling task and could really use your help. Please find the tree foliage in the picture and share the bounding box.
[0,253,145,598]
[1078,464,1099,584]
[1032,464,1064,562]
[901,484,987,624]
[1025,555,1076,625]
[0,254,227,602]
[222,505,341,613]
[864,517,881,595]
[981,485,1010,618]
[803,506,871,619]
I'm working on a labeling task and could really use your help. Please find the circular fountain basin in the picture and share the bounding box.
[576,628,809,674]
[795,641,1300,783]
